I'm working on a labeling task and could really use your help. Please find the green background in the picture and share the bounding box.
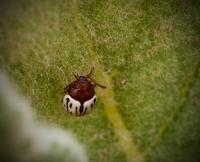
[0,0,200,161]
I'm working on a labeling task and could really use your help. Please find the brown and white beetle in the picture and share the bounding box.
[63,67,106,116]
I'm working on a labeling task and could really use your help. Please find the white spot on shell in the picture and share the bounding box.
[83,95,96,115]
[63,95,81,116]
[63,95,96,116]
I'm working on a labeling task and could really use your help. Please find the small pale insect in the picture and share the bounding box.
[62,67,106,117]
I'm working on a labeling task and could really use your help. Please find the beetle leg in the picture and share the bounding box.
[87,66,95,77]
[73,72,79,79]
[63,84,70,93]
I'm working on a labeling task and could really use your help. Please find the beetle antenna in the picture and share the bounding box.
[73,72,79,79]
[87,66,95,77]
[88,76,106,88]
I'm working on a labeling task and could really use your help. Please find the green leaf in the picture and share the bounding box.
[0,0,200,162]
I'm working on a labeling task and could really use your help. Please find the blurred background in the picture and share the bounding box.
[0,0,200,162]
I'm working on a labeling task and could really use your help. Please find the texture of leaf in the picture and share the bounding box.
[0,0,200,162]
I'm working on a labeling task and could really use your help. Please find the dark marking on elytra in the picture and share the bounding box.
[79,105,84,115]
[66,105,69,112]
[82,107,87,116]
[66,98,70,112]
[69,103,72,108]
[91,103,93,108]
[76,107,78,116]
[94,98,96,104]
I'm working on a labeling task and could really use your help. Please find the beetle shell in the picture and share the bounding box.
[62,68,105,116]
[67,77,95,104]
[63,94,96,116]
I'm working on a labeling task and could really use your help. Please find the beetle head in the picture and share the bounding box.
[78,76,88,81]
[73,67,106,89]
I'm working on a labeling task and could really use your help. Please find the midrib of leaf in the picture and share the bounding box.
[145,60,200,158]
[73,0,143,161]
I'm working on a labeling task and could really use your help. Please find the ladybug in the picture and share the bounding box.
[62,67,106,116]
